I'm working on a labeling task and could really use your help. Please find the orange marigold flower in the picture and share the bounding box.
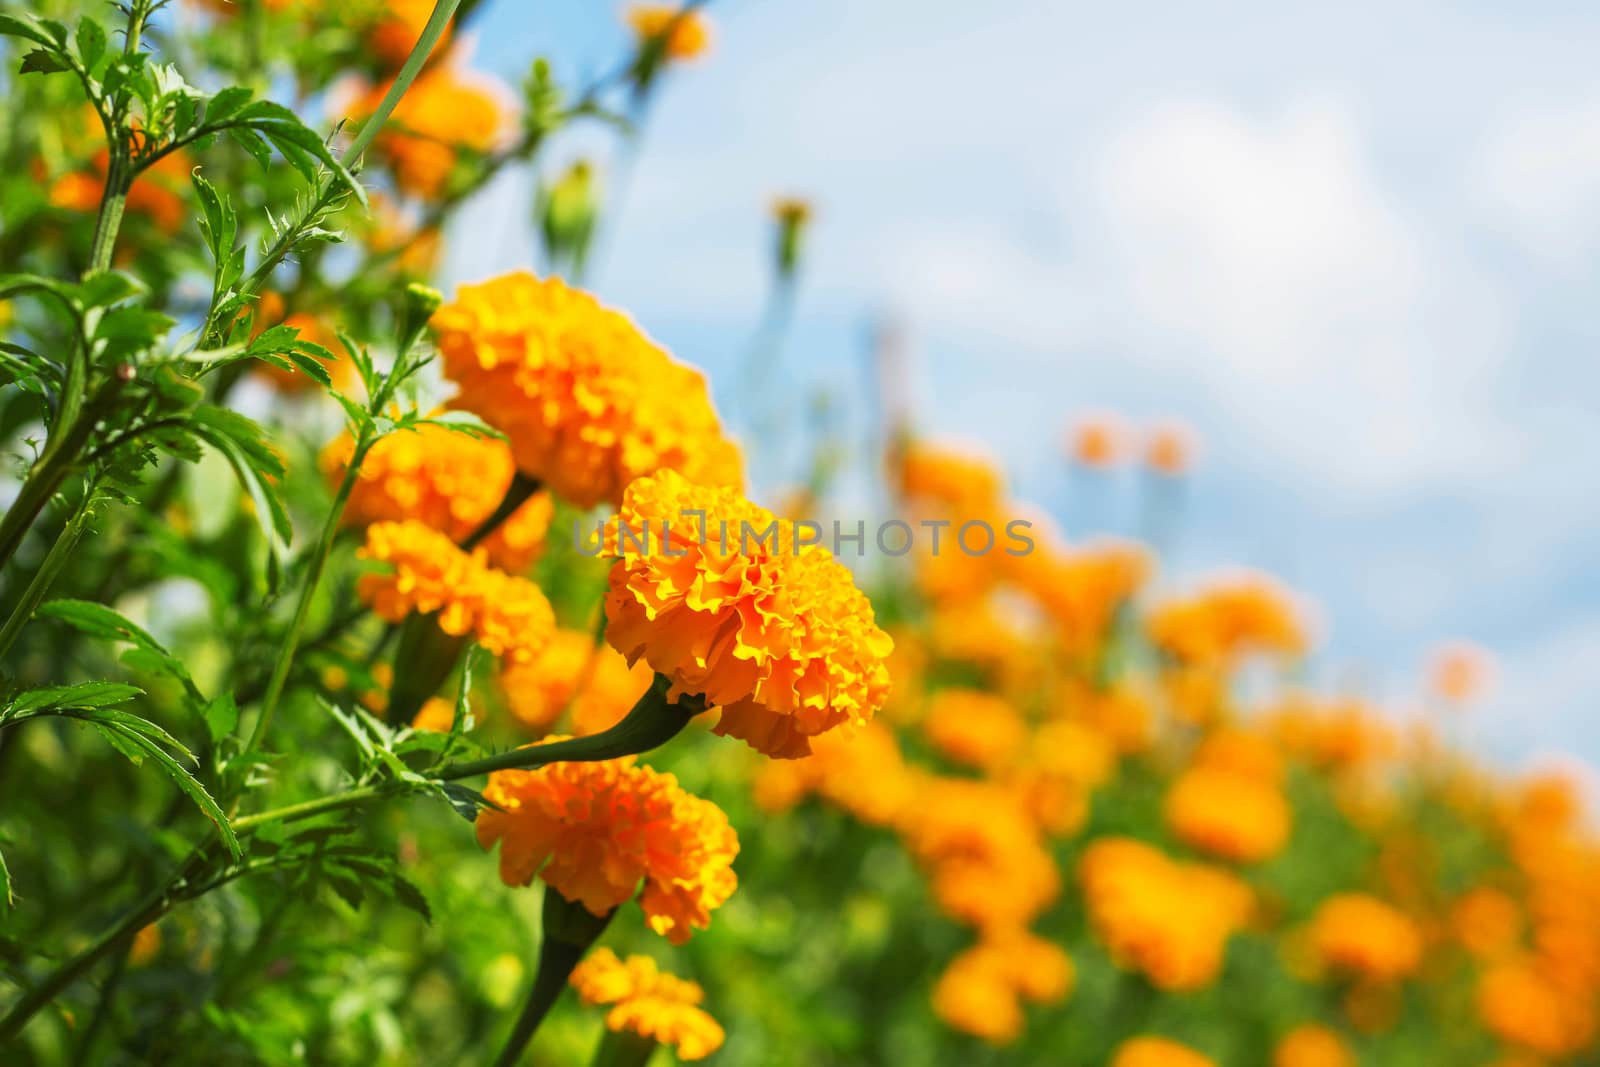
[895,440,1005,511]
[931,928,1074,1045]
[1193,728,1284,785]
[900,778,1060,931]
[570,948,725,1060]
[1265,694,1396,773]
[1111,1036,1217,1067]
[1148,573,1307,667]
[1068,412,1128,469]
[626,4,713,61]
[410,696,456,733]
[1024,541,1150,660]
[48,136,192,234]
[601,470,893,759]
[752,719,915,826]
[323,420,553,573]
[1427,640,1495,704]
[1452,886,1522,961]
[1145,421,1196,476]
[367,0,450,70]
[356,64,509,199]
[923,688,1028,773]
[357,520,555,664]
[475,749,738,943]
[1273,1025,1353,1067]
[1478,958,1597,1057]
[1308,894,1423,983]
[1164,765,1292,864]
[433,272,742,509]
[497,628,653,737]
[1079,838,1252,991]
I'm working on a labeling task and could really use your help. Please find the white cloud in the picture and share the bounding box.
[1474,99,1600,266]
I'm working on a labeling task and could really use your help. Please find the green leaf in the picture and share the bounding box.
[226,125,272,171]
[206,85,254,125]
[19,48,69,75]
[0,844,12,910]
[0,13,59,47]
[3,681,143,719]
[37,599,202,702]
[204,693,239,743]
[74,15,105,70]
[117,727,241,858]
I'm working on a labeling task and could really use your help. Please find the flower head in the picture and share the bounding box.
[1273,1025,1353,1067]
[570,948,725,1060]
[1148,574,1308,668]
[1079,838,1252,991]
[476,749,738,943]
[433,273,742,509]
[357,64,509,199]
[931,928,1074,1044]
[324,421,552,573]
[357,520,555,664]
[1068,413,1128,469]
[367,0,450,70]
[497,628,653,736]
[626,4,713,61]
[923,688,1028,773]
[1478,958,1597,1057]
[1111,1037,1217,1067]
[1164,765,1292,864]
[1308,893,1423,983]
[752,719,915,826]
[602,470,893,758]
[1145,422,1196,476]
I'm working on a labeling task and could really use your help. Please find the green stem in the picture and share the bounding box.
[589,1028,659,1067]
[0,488,91,660]
[492,892,614,1067]
[344,0,462,165]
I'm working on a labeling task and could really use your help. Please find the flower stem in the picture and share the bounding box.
[0,488,92,660]
[343,0,461,166]
[492,892,614,1067]
[589,1028,660,1067]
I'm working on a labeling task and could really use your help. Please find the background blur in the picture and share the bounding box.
[450,0,1600,774]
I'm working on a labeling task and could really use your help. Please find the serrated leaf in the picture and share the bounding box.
[226,125,272,171]
[0,14,58,47]
[19,49,69,76]
[74,17,105,70]
[94,722,147,764]
[4,681,143,717]
[38,599,202,702]
[0,845,12,910]
[133,735,240,858]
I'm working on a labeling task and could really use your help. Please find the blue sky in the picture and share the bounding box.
[445,1,1600,770]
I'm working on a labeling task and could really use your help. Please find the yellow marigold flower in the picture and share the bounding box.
[1193,727,1284,785]
[497,628,653,737]
[1079,838,1252,992]
[1452,886,1522,961]
[931,929,1073,1045]
[570,948,725,1061]
[434,272,742,509]
[1164,765,1292,864]
[752,720,914,826]
[1024,541,1150,660]
[357,64,509,200]
[357,520,555,665]
[1308,894,1423,983]
[1111,1036,1217,1067]
[1148,573,1308,668]
[601,470,893,759]
[323,420,553,573]
[410,696,456,733]
[476,749,738,943]
[626,4,713,61]
[1266,695,1396,772]
[923,688,1028,773]
[1478,958,1597,1057]
[1273,1025,1353,1067]
[900,778,1060,931]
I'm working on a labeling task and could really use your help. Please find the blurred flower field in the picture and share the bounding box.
[0,2,1597,1065]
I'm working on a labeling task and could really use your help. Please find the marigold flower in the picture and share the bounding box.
[497,628,653,737]
[434,273,742,509]
[1266,695,1396,772]
[1452,886,1522,961]
[357,520,555,665]
[1192,728,1283,785]
[1024,541,1150,660]
[1427,640,1495,704]
[1111,1036,1218,1067]
[1164,765,1292,864]
[601,470,893,759]
[1272,1025,1353,1067]
[900,778,1060,930]
[1079,838,1252,991]
[367,0,449,70]
[324,421,553,573]
[1308,894,1423,983]
[1148,574,1308,668]
[931,928,1073,1044]
[626,4,713,61]
[923,688,1028,773]
[356,64,509,199]
[894,440,1005,511]
[570,948,725,1060]
[1478,958,1596,1056]
[476,749,738,943]
[410,697,456,733]
[1145,421,1196,476]
[1068,413,1128,469]
[752,719,914,826]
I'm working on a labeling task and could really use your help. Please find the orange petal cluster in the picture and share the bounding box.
[475,749,738,943]
[601,469,893,759]
[569,948,725,1061]
[1308,894,1423,983]
[496,628,653,737]
[1112,1036,1218,1067]
[356,520,555,664]
[357,64,508,199]
[752,719,916,827]
[324,420,553,573]
[1164,764,1292,864]
[922,688,1028,773]
[1147,574,1307,668]
[1079,838,1252,991]
[625,4,713,61]
[433,273,743,509]
[1272,1025,1353,1067]
[931,928,1074,1045]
